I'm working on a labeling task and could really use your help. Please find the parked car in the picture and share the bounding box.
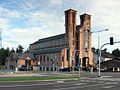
[19,66,28,71]
[100,68,107,72]
[59,68,70,72]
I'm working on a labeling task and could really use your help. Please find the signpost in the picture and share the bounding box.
[78,62,80,78]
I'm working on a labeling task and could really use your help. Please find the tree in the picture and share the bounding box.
[101,48,107,53]
[112,48,120,59]
[92,47,96,53]
[10,48,15,53]
[0,48,10,65]
[6,47,10,56]
[92,47,107,53]
[16,44,24,53]
[24,48,29,53]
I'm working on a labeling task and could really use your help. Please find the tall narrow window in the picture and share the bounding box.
[44,55,45,62]
[72,13,75,24]
[73,27,74,38]
[72,13,75,38]
[67,49,69,61]
[40,55,42,62]
[66,13,69,24]
[47,56,49,62]
[62,55,64,62]
[84,30,89,51]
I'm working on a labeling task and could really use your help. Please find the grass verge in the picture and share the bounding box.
[0,77,80,82]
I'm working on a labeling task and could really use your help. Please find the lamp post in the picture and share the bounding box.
[91,29,109,77]
[73,50,81,78]
[16,58,19,72]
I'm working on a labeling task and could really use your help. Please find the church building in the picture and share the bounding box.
[29,9,94,71]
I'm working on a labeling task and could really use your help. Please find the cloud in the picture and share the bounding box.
[0,18,9,29]
[3,27,55,49]
[2,9,65,49]
[0,2,65,49]
[49,0,62,5]
[25,11,65,34]
[0,7,21,19]
[1,0,120,53]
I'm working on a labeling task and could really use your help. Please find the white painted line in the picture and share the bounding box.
[54,83,86,88]
[103,85,115,89]
[53,83,110,90]
[0,80,84,88]
[0,82,56,88]
[57,81,64,83]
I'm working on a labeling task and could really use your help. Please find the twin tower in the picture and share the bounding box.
[64,9,94,68]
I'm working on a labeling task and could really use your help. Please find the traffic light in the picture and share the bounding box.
[110,37,113,45]
[52,61,54,64]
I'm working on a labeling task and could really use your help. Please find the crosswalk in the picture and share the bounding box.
[52,78,119,90]
[0,77,120,90]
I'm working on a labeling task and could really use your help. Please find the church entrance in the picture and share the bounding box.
[82,57,89,70]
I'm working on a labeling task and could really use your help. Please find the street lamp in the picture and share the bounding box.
[73,50,81,78]
[92,29,109,77]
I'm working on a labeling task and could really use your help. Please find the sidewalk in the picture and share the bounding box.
[0,70,98,78]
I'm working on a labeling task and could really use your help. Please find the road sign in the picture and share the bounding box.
[112,64,114,67]
[77,63,80,67]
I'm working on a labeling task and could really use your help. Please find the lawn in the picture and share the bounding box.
[0,77,80,82]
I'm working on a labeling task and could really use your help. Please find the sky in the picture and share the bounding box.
[0,0,120,52]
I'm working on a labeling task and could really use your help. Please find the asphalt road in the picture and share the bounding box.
[0,77,120,90]
[0,71,120,90]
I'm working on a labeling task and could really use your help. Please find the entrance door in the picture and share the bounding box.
[82,57,89,67]
[25,60,31,66]
[83,57,86,67]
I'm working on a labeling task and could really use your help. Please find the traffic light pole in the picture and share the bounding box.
[97,36,120,77]
[98,43,110,77]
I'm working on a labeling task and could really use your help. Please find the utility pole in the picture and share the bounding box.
[91,29,109,77]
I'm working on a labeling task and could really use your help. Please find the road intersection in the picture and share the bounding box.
[0,71,120,90]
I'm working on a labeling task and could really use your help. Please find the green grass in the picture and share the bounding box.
[0,77,80,82]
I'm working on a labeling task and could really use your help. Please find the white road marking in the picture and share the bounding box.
[57,81,64,83]
[53,83,114,90]
[0,82,56,88]
[103,85,115,89]
[75,83,86,85]
[54,83,86,87]
[0,80,83,88]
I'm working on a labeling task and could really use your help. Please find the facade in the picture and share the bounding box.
[94,52,116,65]
[5,53,37,69]
[30,9,94,71]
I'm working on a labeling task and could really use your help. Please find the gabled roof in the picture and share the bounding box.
[101,59,120,67]
[31,33,65,45]
[17,53,35,60]
[9,53,35,60]
[94,52,116,58]
[102,53,116,58]
[65,9,77,12]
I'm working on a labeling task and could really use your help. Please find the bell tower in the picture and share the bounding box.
[79,13,94,67]
[65,9,77,67]
[80,13,91,52]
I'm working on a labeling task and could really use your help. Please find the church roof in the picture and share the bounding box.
[31,33,65,45]
[33,47,68,54]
